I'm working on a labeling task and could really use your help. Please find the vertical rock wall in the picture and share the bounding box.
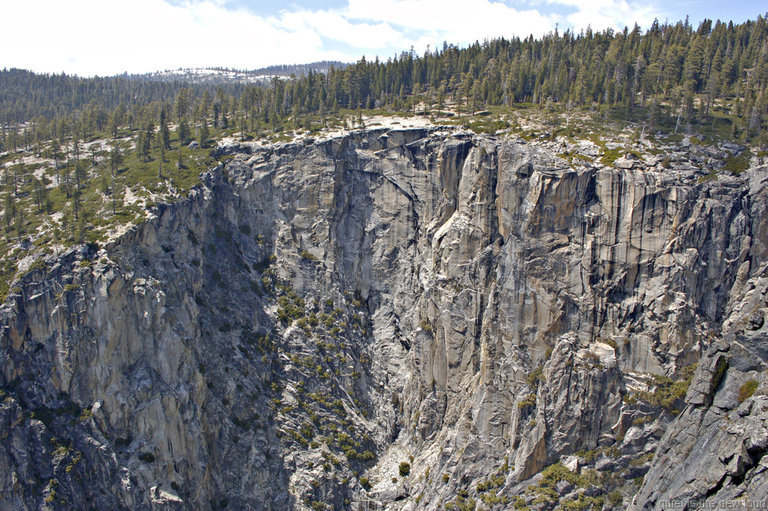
[1,128,766,509]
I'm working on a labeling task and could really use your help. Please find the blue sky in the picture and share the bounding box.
[2,0,765,76]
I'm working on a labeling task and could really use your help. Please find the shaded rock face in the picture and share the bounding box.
[1,127,767,509]
[631,275,768,510]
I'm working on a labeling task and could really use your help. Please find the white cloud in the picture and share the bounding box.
[280,9,401,49]
[348,0,556,45]
[548,0,666,32]
[1,0,354,76]
[0,0,667,76]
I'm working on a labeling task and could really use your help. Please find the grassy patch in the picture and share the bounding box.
[465,119,511,135]
[738,379,758,403]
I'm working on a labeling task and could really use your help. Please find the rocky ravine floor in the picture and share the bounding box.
[1,126,768,510]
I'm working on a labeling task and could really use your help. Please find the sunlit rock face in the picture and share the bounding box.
[2,128,767,510]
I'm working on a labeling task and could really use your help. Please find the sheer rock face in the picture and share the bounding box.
[631,271,768,510]
[1,127,767,509]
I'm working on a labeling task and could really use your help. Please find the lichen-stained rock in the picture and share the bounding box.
[1,128,767,510]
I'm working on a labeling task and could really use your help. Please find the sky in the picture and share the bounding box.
[1,0,765,77]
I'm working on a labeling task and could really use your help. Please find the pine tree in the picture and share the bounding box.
[110,144,123,176]
[51,138,62,186]
[14,205,24,242]
[72,186,81,220]
[144,122,154,157]
[76,215,86,243]
[175,88,190,123]
[136,131,146,161]
[62,165,71,197]
[71,135,80,162]
[61,209,71,241]
[159,107,171,150]
[178,119,191,146]
[200,120,210,148]
[111,176,121,215]
[4,192,15,231]
[34,178,45,212]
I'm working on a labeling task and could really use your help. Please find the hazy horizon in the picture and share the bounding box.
[1,0,765,77]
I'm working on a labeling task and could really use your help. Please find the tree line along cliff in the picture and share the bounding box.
[1,15,767,152]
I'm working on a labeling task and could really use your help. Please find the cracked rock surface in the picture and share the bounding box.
[2,127,768,510]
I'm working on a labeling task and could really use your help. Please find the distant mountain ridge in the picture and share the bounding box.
[133,61,350,84]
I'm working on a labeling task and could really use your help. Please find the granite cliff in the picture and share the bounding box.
[1,127,767,510]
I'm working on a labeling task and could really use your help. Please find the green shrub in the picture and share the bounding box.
[601,147,623,165]
[723,151,751,173]
[277,291,305,324]
[539,462,582,488]
[560,494,604,511]
[27,258,47,273]
[631,364,697,413]
[632,415,653,426]
[399,461,411,477]
[526,367,544,387]
[300,250,318,261]
[517,393,536,409]
[513,496,529,510]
